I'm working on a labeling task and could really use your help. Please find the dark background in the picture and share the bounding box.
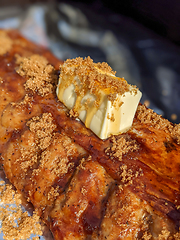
[103,0,180,46]
[1,0,180,46]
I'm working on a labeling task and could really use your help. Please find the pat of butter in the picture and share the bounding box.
[56,57,142,139]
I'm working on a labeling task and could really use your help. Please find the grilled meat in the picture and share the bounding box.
[0,29,180,240]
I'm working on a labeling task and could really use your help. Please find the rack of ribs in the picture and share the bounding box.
[0,29,180,239]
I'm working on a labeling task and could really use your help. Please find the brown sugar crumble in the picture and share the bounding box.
[60,57,138,110]
[69,109,79,118]
[142,231,152,240]
[104,134,142,186]
[16,54,57,96]
[17,141,38,172]
[174,229,180,239]
[107,113,115,122]
[120,164,133,186]
[40,147,69,177]
[0,31,13,55]
[78,156,91,171]
[136,105,173,132]
[136,105,180,144]
[158,227,170,240]
[27,112,57,150]
[105,134,139,161]
[36,132,77,177]
[28,114,78,179]
[0,184,21,205]
[171,123,180,144]
[119,164,143,187]
[0,181,42,240]
[14,113,57,172]
[11,94,33,109]
[47,186,59,201]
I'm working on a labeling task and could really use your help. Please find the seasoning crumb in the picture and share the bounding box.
[105,134,139,161]
[16,54,57,96]
[174,230,180,239]
[11,94,33,109]
[69,109,79,118]
[0,181,42,240]
[81,187,87,195]
[78,157,89,170]
[137,105,180,144]
[27,112,57,150]
[136,105,173,132]
[158,227,170,240]
[47,186,59,201]
[171,123,180,144]
[119,164,142,187]
[142,231,152,240]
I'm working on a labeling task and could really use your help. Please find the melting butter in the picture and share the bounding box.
[56,57,142,139]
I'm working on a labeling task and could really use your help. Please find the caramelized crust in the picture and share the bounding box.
[50,160,114,239]
[0,29,180,240]
[98,186,177,239]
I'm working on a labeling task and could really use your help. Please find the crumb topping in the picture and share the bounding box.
[119,164,143,187]
[12,127,38,172]
[14,113,57,172]
[31,130,78,181]
[107,112,115,122]
[0,31,13,55]
[174,230,180,239]
[0,181,42,240]
[136,105,173,132]
[0,184,21,205]
[47,186,59,201]
[40,148,70,176]
[17,140,38,171]
[11,94,33,109]
[171,123,180,144]
[76,156,91,172]
[105,134,141,186]
[105,135,139,161]
[69,109,79,118]
[39,133,76,175]
[158,227,170,240]
[120,164,133,185]
[142,231,152,240]
[60,56,135,108]
[16,54,57,96]
[27,113,57,150]
[136,105,180,144]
